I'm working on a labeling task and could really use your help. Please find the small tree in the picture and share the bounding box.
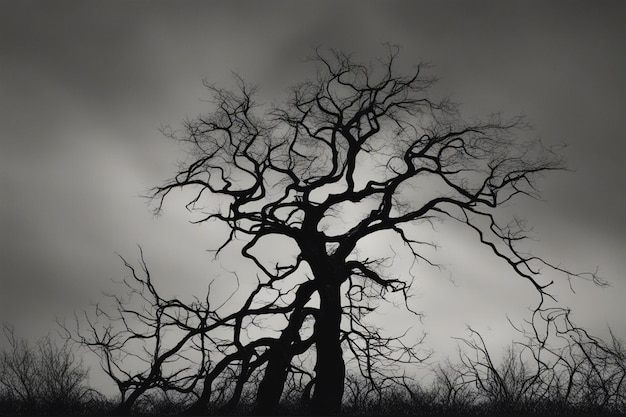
[148,46,605,415]
[65,249,214,414]
[0,323,97,415]
[437,310,626,415]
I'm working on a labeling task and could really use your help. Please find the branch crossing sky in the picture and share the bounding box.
[1,1,625,394]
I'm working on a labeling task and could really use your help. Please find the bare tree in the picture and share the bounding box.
[529,308,626,411]
[65,248,318,415]
[64,248,224,414]
[0,323,98,415]
[148,46,603,415]
[437,308,626,414]
[448,327,550,412]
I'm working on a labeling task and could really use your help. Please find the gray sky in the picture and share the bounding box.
[1,0,625,393]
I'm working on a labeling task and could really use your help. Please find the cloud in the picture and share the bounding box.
[1,1,625,382]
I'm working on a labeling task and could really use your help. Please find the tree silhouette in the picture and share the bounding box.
[64,250,214,414]
[150,46,603,415]
[0,323,100,415]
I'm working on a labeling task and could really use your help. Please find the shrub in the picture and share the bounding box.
[0,323,102,415]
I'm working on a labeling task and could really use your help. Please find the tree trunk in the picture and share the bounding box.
[310,281,345,415]
[254,280,317,415]
[184,352,233,415]
[254,344,290,415]
[221,357,249,412]
[111,388,142,415]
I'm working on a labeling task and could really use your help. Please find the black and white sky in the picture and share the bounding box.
[1,0,625,392]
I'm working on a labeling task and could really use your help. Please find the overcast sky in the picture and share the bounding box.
[1,1,625,393]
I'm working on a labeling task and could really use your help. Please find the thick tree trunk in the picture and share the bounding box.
[254,344,290,415]
[254,280,317,415]
[310,281,345,415]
